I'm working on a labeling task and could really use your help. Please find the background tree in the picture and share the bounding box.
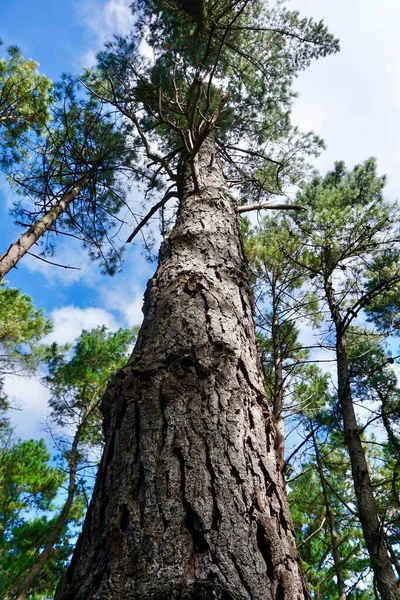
[243,161,400,597]
[0,432,79,600]
[0,40,53,168]
[0,78,141,279]
[14,326,136,600]
[83,0,338,237]
[0,281,51,370]
[347,329,400,580]
[288,159,400,598]
[288,365,378,600]
[243,215,320,472]
[0,280,51,426]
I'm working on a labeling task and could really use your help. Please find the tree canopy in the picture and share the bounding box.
[0,41,53,168]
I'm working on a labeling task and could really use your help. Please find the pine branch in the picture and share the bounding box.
[26,251,81,271]
[126,189,178,243]
[238,202,306,213]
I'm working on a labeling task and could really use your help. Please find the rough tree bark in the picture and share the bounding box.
[0,170,92,281]
[56,137,311,600]
[324,275,400,600]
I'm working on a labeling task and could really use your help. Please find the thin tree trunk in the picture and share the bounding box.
[56,136,311,600]
[379,388,400,507]
[0,171,92,280]
[310,421,346,600]
[15,449,77,600]
[324,276,399,600]
[16,397,96,600]
[271,280,285,472]
[16,397,97,600]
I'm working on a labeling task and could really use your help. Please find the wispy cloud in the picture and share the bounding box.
[75,0,135,66]
[44,305,120,345]
[100,246,156,327]
[291,0,400,200]
[21,238,104,286]
[5,375,51,440]
[78,0,135,40]
[6,301,129,441]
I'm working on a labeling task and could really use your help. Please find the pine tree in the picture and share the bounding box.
[243,215,320,472]
[0,80,138,279]
[290,159,400,598]
[0,280,51,424]
[55,2,339,598]
[0,41,53,168]
[15,326,136,600]
[0,434,77,599]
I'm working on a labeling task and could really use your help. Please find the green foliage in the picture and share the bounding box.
[347,328,400,543]
[0,281,51,353]
[0,435,73,599]
[289,440,375,599]
[84,0,339,205]
[0,280,51,372]
[0,41,53,167]
[287,366,378,599]
[243,214,320,407]
[244,159,400,595]
[9,79,139,273]
[0,326,136,598]
[243,214,321,326]
[294,159,399,291]
[0,281,51,426]
[364,252,400,333]
[45,325,136,448]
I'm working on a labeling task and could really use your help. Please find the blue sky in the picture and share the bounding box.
[1,0,400,439]
[0,0,89,78]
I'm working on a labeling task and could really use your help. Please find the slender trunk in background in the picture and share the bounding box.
[310,422,346,600]
[16,441,78,600]
[15,397,97,600]
[56,136,311,600]
[0,171,92,281]
[325,276,399,600]
[271,281,285,472]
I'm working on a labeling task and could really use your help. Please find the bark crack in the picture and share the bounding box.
[237,358,265,404]
[256,524,274,584]
[205,440,222,530]
[174,447,210,553]
[229,552,253,600]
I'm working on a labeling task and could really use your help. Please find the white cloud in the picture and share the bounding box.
[81,49,98,69]
[105,287,144,327]
[4,303,123,442]
[21,238,103,287]
[76,0,135,65]
[290,0,400,199]
[100,247,156,327]
[44,306,120,345]
[4,375,50,440]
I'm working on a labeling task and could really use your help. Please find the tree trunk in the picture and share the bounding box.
[0,171,92,281]
[271,282,285,472]
[56,137,310,600]
[324,277,399,600]
[16,449,78,600]
[310,421,346,600]
[15,396,97,600]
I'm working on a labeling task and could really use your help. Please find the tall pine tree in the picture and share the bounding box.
[56,2,339,598]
